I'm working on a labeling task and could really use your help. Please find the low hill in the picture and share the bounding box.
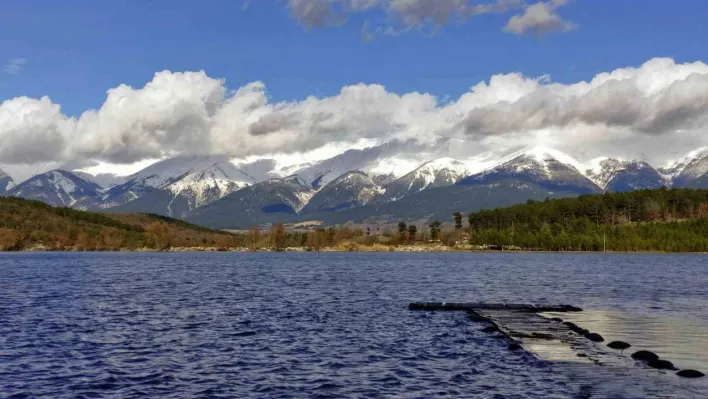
[0,197,238,251]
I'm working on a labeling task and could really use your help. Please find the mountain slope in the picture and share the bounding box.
[0,169,13,193]
[380,157,469,202]
[186,175,314,228]
[669,148,708,189]
[100,156,254,216]
[292,142,420,189]
[305,178,580,226]
[301,171,383,213]
[457,146,601,194]
[6,170,102,208]
[586,158,666,192]
[0,196,236,251]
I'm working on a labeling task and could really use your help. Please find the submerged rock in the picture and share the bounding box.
[467,312,488,322]
[531,332,554,340]
[676,369,705,378]
[631,350,659,362]
[508,343,522,351]
[647,359,677,370]
[563,321,578,329]
[607,341,631,351]
[482,326,499,333]
[585,332,604,342]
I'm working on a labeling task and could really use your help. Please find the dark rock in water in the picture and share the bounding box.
[607,341,631,350]
[648,359,677,370]
[467,312,488,322]
[631,350,659,362]
[482,326,499,333]
[676,369,705,378]
[508,343,522,351]
[577,353,588,358]
[585,332,604,342]
[562,321,591,336]
[551,317,563,322]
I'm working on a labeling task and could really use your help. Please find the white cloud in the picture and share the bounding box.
[3,58,27,74]
[285,0,576,38]
[288,0,539,37]
[72,70,225,163]
[2,57,708,173]
[0,96,72,163]
[504,0,575,37]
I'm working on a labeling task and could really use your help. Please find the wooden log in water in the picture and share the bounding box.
[408,302,583,312]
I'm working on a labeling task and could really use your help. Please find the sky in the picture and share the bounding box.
[2,0,708,181]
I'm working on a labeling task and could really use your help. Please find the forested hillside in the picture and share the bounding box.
[0,197,239,251]
[466,188,708,252]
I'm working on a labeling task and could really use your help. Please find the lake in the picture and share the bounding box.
[1,252,707,398]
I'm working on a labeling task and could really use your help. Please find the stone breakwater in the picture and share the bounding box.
[409,302,705,379]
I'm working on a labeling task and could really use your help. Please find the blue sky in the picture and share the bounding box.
[3,0,708,181]
[2,0,707,116]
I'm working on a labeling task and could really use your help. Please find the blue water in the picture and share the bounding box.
[1,252,707,398]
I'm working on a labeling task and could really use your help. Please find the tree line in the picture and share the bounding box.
[4,188,708,252]
[464,188,708,252]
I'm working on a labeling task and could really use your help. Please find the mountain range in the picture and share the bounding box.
[3,145,708,229]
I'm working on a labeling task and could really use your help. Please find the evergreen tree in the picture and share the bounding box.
[453,212,463,230]
[407,224,417,242]
[429,220,441,242]
[398,221,407,242]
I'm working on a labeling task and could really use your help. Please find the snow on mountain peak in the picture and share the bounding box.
[127,155,251,188]
[660,147,708,179]
[361,157,420,180]
[487,145,584,178]
[584,157,656,190]
[410,157,470,187]
[7,169,102,208]
[0,168,14,192]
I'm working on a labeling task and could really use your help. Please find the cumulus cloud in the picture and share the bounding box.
[459,58,708,136]
[2,57,708,171]
[3,58,26,74]
[504,0,575,36]
[71,70,225,163]
[0,96,72,163]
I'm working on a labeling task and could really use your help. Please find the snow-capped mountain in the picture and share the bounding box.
[586,158,666,192]
[667,148,708,188]
[301,171,383,213]
[73,171,125,188]
[381,157,470,202]
[7,170,102,209]
[0,169,14,193]
[100,156,254,215]
[187,175,314,228]
[292,144,420,189]
[11,144,708,229]
[457,146,601,194]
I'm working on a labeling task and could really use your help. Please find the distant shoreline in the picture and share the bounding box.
[4,245,707,254]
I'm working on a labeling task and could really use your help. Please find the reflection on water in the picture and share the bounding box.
[545,310,708,371]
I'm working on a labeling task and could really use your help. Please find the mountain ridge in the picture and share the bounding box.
[6,146,708,228]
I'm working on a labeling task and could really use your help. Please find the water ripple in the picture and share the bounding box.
[1,252,707,398]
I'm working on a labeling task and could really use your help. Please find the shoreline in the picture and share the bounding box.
[3,245,707,254]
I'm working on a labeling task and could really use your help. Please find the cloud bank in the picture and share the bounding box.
[286,0,575,37]
[2,57,708,172]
